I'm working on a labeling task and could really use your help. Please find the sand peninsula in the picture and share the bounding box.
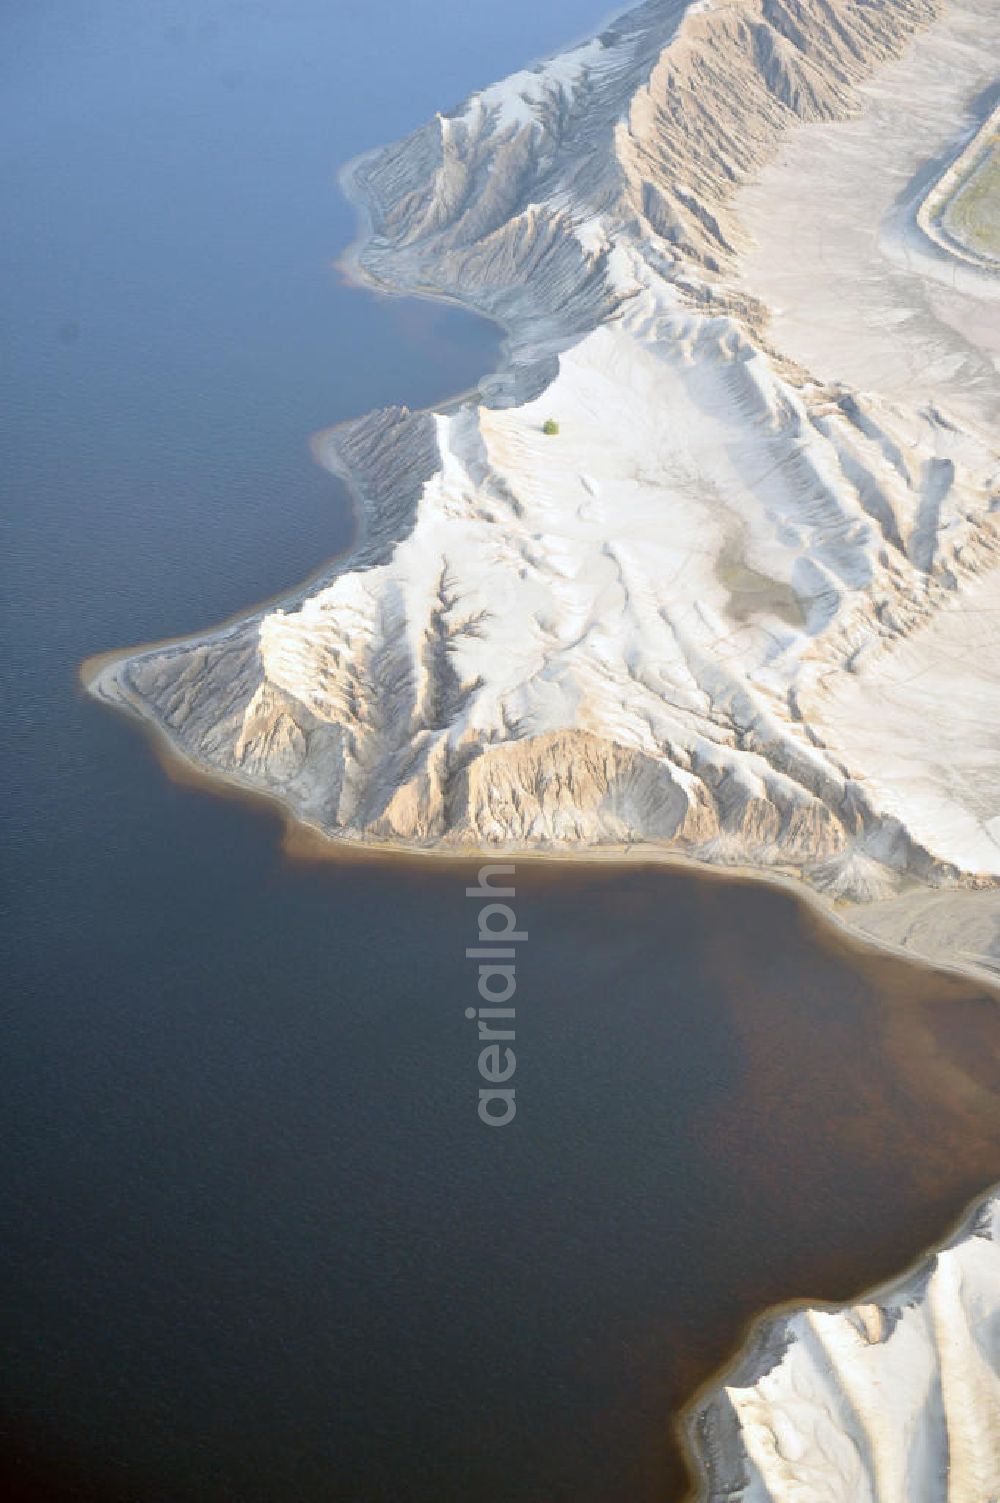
[86,0,1000,982]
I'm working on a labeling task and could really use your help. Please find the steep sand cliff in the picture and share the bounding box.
[87,0,1000,975]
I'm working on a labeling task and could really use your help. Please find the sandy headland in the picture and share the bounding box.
[87,0,1000,986]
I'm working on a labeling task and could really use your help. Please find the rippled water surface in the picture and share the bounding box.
[3,4,1000,1501]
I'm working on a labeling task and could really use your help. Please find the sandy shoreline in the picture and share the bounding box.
[679,1180,1000,1502]
[79,644,1000,997]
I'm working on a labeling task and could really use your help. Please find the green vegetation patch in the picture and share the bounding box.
[942,140,1000,261]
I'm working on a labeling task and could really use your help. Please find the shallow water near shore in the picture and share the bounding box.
[3,3,1000,1502]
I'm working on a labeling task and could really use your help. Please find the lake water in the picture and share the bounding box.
[3,3,1000,1501]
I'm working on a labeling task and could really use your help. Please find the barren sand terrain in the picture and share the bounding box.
[87,0,1000,983]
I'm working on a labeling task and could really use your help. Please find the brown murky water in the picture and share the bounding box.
[480,862,1000,1501]
[6,693,1000,1503]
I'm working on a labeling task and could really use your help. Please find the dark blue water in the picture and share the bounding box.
[4,4,1000,1502]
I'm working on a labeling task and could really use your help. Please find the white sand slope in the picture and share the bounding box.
[688,1189,1000,1503]
[88,0,1000,961]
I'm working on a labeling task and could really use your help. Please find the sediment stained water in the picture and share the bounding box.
[3,3,999,1502]
[5,798,1000,1502]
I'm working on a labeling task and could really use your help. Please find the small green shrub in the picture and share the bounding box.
[542,419,560,436]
